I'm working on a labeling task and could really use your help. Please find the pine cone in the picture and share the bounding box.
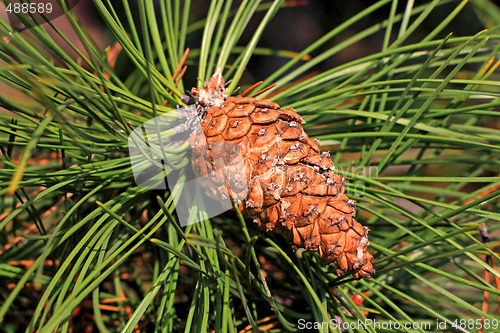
[189,71,375,279]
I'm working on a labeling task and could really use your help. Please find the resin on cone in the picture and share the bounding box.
[190,70,375,279]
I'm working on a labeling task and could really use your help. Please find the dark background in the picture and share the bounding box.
[73,0,488,83]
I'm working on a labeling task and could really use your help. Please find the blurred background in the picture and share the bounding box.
[0,0,489,87]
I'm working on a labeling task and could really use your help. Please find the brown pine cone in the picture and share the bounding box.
[189,71,375,279]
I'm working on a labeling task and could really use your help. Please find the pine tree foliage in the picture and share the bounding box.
[0,0,500,332]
